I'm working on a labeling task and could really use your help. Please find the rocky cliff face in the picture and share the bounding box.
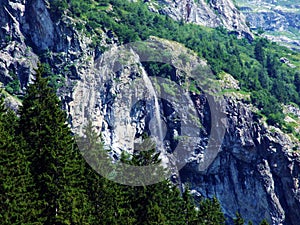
[0,0,38,90]
[236,0,300,51]
[0,0,99,94]
[181,92,300,224]
[1,0,300,224]
[145,0,253,39]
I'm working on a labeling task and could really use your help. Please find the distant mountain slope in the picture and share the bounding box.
[236,0,300,51]
[142,0,253,39]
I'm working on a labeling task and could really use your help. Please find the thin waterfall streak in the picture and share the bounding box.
[141,69,164,142]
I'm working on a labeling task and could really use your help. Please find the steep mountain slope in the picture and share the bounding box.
[236,0,300,51]
[71,36,300,224]
[143,0,253,39]
[1,0,300,224]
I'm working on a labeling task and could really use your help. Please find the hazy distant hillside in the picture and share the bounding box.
[236,0,300,51]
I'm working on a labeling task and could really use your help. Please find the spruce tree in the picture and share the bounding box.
[182,187,198,225]
[18,64,93,224]
[260,219,269,225]
[0,94,41,224]
[77,121,133,225]
[234,212,245,225]
[197,197,226,225]
[254,40,265,65]
[119,137,188,225]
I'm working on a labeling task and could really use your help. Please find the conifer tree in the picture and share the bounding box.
[254,40,265,65]
[181,185,198,225]
[118,137,188,225]
[234,212,245,225]
[260,219,269,225]
[0,94,41,224]
[197,196,226,225]
[18,64,94,224]
[77,121,134,225]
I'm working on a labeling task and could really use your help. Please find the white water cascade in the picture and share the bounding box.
[141,68,164,144]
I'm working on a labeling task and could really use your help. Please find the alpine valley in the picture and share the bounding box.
[1,0,300,224]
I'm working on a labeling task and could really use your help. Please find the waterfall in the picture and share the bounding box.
[141,68,164,143]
